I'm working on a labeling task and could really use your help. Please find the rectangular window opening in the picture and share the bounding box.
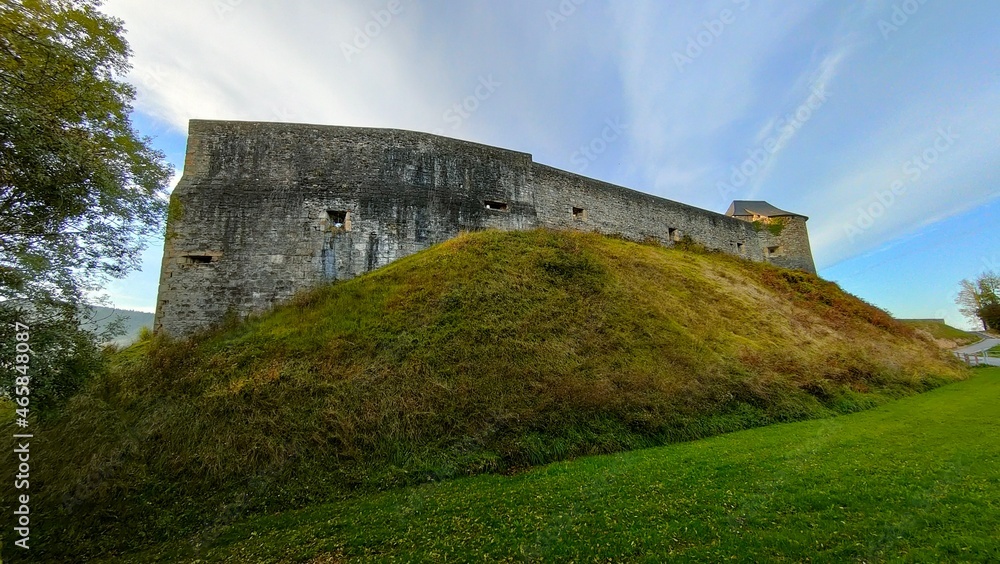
[572,207,587,220]
[668,228,678,241]
[737,242,745,252]
[768,245,783,257]
[484,200,509,212]
[327,210,350,230]
[183,255,216,265]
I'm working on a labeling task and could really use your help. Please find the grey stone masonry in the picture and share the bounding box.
[155,120,817,336]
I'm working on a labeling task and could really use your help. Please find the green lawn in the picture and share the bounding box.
[132,368,1000,563]
[988,345,1000,355]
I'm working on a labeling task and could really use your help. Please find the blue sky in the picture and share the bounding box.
[101,0,998,330]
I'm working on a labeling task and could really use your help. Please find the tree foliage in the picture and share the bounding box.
[0,0,171,412]
[956,271,1000,331]
[981,303,1000,333]
[0,302,117,414]
[0,0,171,303]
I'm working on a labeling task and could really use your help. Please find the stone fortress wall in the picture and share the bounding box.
[155,120,816,336]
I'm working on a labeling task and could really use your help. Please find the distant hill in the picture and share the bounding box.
[899,319,981,348]
[30,229,965,559]
[83,305,154,346]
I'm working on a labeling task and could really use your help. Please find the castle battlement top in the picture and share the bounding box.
[155,120,815,336]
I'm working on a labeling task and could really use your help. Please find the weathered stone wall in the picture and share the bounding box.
[531,164,766,255]
[756,217,815,273]
[155,120,816,336]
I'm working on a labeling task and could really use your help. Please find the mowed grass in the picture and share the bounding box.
[137,368,1000,563]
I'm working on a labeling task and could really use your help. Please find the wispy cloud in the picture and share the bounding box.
[808,84,1000,268]
[607,0,999,274]
[744,47,850,197]
[107,1,468,136]
[609,1,831,204]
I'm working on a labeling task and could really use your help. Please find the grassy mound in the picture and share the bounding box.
[22,229,964,559]
[900,319,981,348]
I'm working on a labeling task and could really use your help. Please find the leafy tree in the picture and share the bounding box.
[0,0,171,412]
[0,303,119,415]
[981,303,1000,333]
[956,271,1000,332]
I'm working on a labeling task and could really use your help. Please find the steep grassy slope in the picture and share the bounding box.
[900,319,981,348]
[23,230,964,559]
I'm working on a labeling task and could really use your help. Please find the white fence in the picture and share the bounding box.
[956,350,996,366]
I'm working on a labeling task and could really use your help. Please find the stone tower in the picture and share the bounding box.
[726,201,816,273]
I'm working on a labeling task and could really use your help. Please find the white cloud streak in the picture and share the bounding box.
[105,1,460,135]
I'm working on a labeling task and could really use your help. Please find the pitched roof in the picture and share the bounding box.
[726,201,807,220]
